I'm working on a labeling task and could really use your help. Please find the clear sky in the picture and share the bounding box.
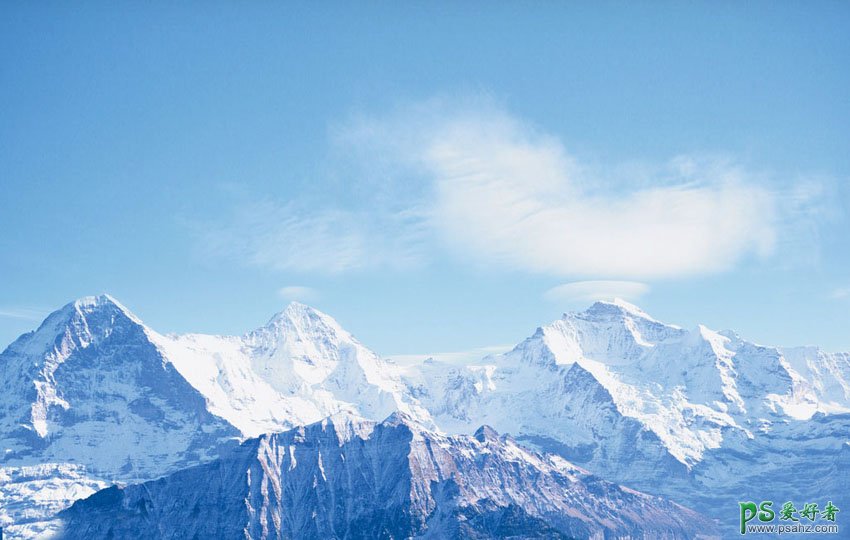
[2,2,849,357]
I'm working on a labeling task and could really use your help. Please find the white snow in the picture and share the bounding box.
[2,295,849,538]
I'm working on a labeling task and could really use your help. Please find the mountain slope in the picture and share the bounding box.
[403,299,850,527]
[2,295,848,537]
[0,295,240,538]
[57,413,718,540]
[152,301,432,438]
[0,297,431,538]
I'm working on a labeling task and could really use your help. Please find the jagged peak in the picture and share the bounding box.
[473,425,500,443]
[70,294,142,324]
[382,410,419,427]
[73,293,119,309]
[265,411,426,446]
[263,301,347,336]
[1,294,154,381]
[580,298,659,322]
[695,323,724,340]
[316,410,379,443]
[0,294,150,362]
[14,294,145,350]
[245,302,363,362]
[281,300,320,317]
[383,410,443,435]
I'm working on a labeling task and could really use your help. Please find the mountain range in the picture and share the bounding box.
[1,294,848,538]
[58,413,717,539]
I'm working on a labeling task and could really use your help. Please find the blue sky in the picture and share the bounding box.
[1,2,849,356]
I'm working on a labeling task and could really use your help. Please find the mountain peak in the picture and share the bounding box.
[4,294,144,357]
[73,293,118,309]
[282,299,313,313]
[581,298,658,322]
[71,294,141,323]
[57,407,720,540]
[381,410,420,429]
[253,301,354,352]
[473,424,501,443]
[266,301,340,330]
[59,293,146,335]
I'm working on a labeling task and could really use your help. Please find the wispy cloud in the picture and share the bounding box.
[197,199,426,274]
[0,307,48,321]
[338,98,780,279]
[831,287,850,300]
[199,95,826,280]
[278,285,318,302]
[544,281,650,304]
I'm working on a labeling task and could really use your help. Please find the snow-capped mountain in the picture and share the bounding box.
[410,299,849,463]
[152,300,432,437]
[57,413,718,539]
[0,296,240,538]
[0,296,429,538]
[1,294,848,537]
[404,299,850,526]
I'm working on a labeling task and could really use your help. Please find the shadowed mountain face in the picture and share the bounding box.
[58,414,718,540]
[0,296,240,537]
[0,296,238,467]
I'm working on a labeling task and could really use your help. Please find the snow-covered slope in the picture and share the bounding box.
[413,299,849,462]
[57,413,718,540]
[2,295,848,537]
[151,301,432,438]
[404,299,850,527]
[0,296,430,538]
[0,296,240,538]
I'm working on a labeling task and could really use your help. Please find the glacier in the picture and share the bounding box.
[1,294,848,537]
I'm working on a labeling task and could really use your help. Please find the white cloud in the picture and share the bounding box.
[278,285,318,302]
[544,280,650,304]
[332,98,784,278]
[416,107,776,278]
[202,97,825,279]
